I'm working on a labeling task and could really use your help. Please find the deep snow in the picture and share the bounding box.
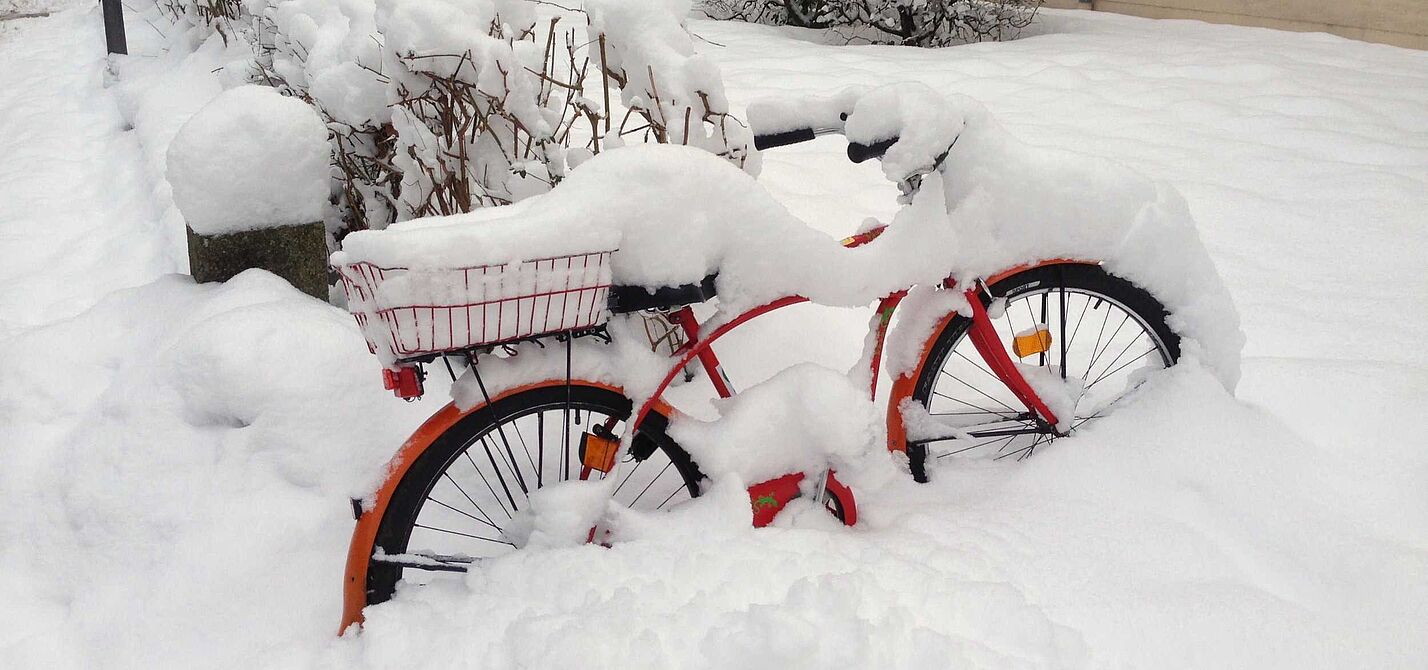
[2,4,1426,669]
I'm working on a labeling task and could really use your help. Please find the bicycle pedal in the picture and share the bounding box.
[1012,325,1052,358]
[579,430,620,473]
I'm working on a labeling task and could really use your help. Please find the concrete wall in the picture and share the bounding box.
[1043,0,1428,50]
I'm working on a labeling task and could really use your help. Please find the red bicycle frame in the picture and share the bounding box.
[619,229,1066,527]
[629,227,1060,433]
[630,288,1059,439]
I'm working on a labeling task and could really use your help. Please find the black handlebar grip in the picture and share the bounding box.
[753,128,817,151]
[846,137,898,163]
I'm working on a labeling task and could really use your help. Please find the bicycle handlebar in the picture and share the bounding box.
[846,137,897,164]
[752,126,901,166]
[752,128,817,150]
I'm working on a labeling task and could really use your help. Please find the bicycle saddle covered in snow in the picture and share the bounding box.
[608,273,718,314]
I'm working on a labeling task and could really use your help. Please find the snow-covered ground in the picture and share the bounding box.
[2,4,1426,668]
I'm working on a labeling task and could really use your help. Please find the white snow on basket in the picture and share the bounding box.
[337,251,614,364]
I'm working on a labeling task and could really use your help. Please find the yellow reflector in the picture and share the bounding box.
[580,431,620,473]
[1012,326,1053,358]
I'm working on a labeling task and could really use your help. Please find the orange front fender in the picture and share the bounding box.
[339,380,675,633]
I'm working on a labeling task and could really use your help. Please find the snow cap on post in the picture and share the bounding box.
[167,85,330,235]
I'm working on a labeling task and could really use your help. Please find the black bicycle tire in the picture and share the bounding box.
[363,384,703,606]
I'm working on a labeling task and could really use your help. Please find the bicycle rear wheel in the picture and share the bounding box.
[908,263,1181,479]
[360,384,702,607]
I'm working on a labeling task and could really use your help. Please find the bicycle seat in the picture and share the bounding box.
[608,273,717,314]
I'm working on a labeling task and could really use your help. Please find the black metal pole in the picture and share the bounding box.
[101,0,126,55]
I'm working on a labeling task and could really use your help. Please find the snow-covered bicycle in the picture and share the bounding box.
[331,87,1234,631]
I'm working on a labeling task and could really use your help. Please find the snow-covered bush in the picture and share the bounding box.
[377,0,755,223]
[255,0,398,237]
[376,0,588,218]
[587,0,755,168]
[154,0,754,240]
[157,0,244,40]
[707,0,1041,46]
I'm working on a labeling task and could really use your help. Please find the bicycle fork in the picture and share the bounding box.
[962,284,1063,433]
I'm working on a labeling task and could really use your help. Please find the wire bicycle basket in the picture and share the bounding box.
[337,250,615,365]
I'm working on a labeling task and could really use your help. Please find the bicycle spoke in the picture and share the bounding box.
[996,433,1049,461]
[1037,293,1049,367]
[488,418,531,497]
[939,433,1019,458]
[1098,324,1143,373]
[426,495,501,532]
[1058,276,1069,380]
[954,350,1011,386]
[1084,301,1112,379]
[1083,313,1131,383]
[561,404,571,482]
[932,389,1018,419]
[536,412,545,488]
[439,472,501,529]
[480,438,521,513]
[1066,292,1091,356]
[937,368,1019,413]
[413,523,516,546]
[371,552,475,573]
[464,450,512,519]
[630,460,676,506]
[509,419,539,484]
[657,485,685,510]
[1075,371,1156,428]
[1088,347,1158,391]
[612,455,646,496]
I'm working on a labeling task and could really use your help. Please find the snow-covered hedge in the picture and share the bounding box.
[706,0,1042,47]
[155,0,754,241]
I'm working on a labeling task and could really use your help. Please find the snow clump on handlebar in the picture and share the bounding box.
[843,84,967,182]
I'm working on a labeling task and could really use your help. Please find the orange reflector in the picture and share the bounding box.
[1012,326,1053,358]
[580,431,620,473]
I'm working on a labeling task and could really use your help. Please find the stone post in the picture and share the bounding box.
[167,85,332,300]
[184,223,328,299]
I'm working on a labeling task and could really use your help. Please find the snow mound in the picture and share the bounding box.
[0,271,432,667]
[669,363,881,484]
[328,478,1086,669]
[166,85,331,235]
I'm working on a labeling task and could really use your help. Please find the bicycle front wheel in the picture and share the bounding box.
[908,263,1181,478]
[360,384,703,607]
